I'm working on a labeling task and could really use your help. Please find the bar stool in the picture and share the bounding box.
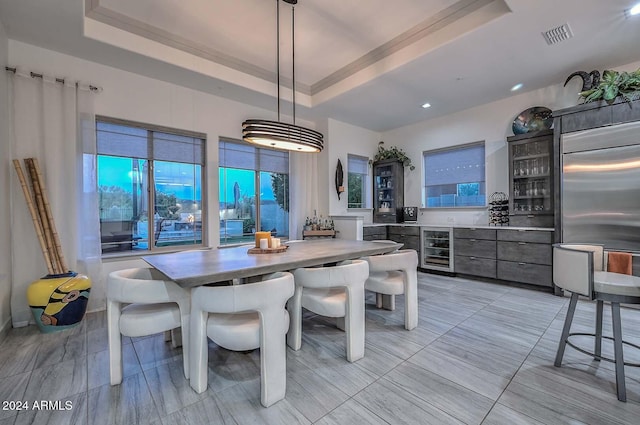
[553,244,640,401]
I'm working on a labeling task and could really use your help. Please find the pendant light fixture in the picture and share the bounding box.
[242,0,324,153]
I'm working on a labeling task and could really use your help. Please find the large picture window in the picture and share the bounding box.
[96,117,205,254]
[423,142,486,208]
[219,139,289,245]
[347,154,370,209]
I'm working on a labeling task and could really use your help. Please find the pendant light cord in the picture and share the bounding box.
[291,3,296,125]
[276,0,281,121]
[276,0,297,124]
[241,0,324,152]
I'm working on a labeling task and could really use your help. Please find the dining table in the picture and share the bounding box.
[142,238,402,288]
[143,238,402,398]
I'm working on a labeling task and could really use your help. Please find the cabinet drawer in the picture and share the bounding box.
[497,229,552,244]
[389,234,419,251]
[455,256,496,278]
[363,226,387,239]
[388,226,420,237]
[453,228,496,240]
[508,215,554,228]
[497,260,552,287]
[454,238,496,259]
[497,241,551,265]
[375,213,398,223]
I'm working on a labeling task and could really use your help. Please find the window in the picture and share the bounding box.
[423,142,485,208]
[219,139,289,245]
[96,117,205,254]
[347,154,370,209]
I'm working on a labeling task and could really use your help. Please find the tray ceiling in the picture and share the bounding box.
[1,0,640,131]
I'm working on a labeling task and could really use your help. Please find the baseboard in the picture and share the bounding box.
[0,317,13,344]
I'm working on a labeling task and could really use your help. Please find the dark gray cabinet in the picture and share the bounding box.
[554,98,640,134]
[373,159,404,223]
[496,229,553,287]
[453,228,497,278]
[507,130,554,228]
[387,225,420,252]
[363,225,387,241]
[453,227,554,288]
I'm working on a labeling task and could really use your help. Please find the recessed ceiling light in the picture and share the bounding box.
[421,103,431,109]
[626,3,640,17]
[511,83,523,92]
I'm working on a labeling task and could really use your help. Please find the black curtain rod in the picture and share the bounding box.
[5,66,101,92]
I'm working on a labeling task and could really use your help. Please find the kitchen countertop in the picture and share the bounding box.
[363,223,554,231]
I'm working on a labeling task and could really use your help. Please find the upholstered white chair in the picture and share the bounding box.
[553,243,640,402]
[189,272,294,407]
[107,267,190,385]
[288,259,369,362]
[362,249,419,330]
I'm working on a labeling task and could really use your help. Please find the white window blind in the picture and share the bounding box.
[219,139,288,173]
[423,142,486,208]
[97,121,204,164]
[348,154,369,174]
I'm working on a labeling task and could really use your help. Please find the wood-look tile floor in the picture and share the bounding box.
[2,273,640,424]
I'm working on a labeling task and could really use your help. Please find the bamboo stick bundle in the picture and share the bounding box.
[12,159,55,275]
[24,158,62,274]
[26,158,68,274]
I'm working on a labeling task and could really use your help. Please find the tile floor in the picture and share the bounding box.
[1,273,640,424]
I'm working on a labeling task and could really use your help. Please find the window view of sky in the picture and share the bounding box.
[97,157,202,202]
[219,168,276,208]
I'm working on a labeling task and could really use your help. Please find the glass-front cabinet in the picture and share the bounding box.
[507,130,554,227]
[421,227,453,272]
[372,159,404,223]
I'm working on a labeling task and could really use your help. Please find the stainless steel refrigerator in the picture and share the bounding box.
[561,120,640,252]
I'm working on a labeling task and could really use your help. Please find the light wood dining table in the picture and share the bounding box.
[142,239,402,287]
[143,238,401,398]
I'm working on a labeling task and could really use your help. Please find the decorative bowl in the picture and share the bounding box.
[512,107,553,134]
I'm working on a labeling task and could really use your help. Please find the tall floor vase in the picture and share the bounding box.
[27,272,91,333]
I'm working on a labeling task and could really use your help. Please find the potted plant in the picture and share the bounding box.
[370,141,415,170]
[580,68,640,103]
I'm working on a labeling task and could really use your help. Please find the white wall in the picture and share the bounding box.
[7,40,322,312]
[326,119,380,222]
[381,60,640,226]
[0,21,11,334]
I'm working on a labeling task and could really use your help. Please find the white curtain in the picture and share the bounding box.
[8,70,101,327]
[290,151,319,239]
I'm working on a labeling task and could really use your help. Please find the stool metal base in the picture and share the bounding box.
[564,332,640,367]
[555,292,640,402]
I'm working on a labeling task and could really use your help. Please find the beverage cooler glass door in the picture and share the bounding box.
[421,227,453,272]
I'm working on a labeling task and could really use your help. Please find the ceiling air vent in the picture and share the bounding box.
[542,23,573,45]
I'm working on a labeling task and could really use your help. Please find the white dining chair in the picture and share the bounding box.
[288,259,369,362]
[362,249,419,330]
[189,272,294,407]
[107,267,191,385]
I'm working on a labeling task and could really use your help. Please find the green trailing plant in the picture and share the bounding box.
[370,141,415,170]
[580,68,640,103]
